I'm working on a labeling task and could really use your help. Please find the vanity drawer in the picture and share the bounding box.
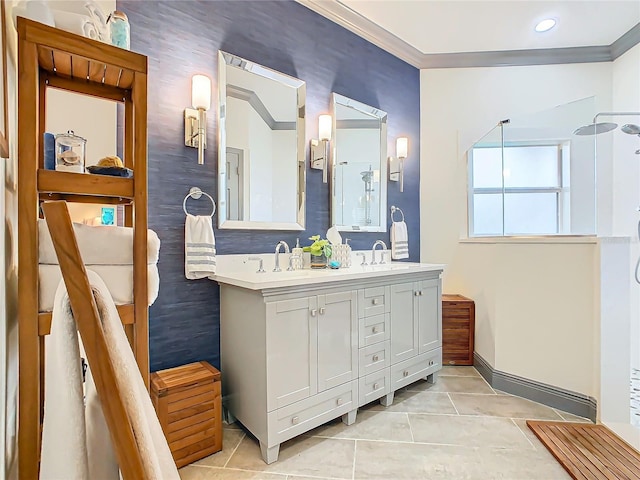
[390,348,442,391]
[359,368,390,407]
[267,380,358,446]
[359,340,391,376]
[358,287,390,318]
[359,313,390,347]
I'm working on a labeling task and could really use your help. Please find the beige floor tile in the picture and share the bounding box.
[477,446,571,479]
[194,428,246,468]
[440,366,481,377]
[354,440,481,480]
[354,440,570,480]
[450,393,564,420]
[406,375,495,394]
[226,435,355,479]
[408,413,534,449]
[553,409,593,423]
[512,418,546,449]
[180,465,286,479]
[369,389,458,414]
[309,410,413,442]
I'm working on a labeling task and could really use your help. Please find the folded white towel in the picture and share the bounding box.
[185,214,217,280]
[391,220,409,260]
[39,219,161,265]
[52,11,98,39]
[38,264,160,312]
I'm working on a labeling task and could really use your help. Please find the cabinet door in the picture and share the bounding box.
[317,291,358,392]
[418,279,442,354]
[266,296,318,411]
[390,282,419,364]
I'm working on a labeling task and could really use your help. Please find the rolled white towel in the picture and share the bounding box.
[39,219,161,266]
[49,0,109,41]
[52,11,98,39]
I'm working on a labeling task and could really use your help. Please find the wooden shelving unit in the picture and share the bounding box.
[17,17,149,479]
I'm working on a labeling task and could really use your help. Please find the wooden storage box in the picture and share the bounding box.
[151,361,222,468]
[442,294,475,366]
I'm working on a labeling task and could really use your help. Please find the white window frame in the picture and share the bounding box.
[468,141,570,237]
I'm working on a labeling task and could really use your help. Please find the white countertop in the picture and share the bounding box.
[213,259,445,290]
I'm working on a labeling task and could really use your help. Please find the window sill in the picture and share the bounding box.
[460,235,598,245]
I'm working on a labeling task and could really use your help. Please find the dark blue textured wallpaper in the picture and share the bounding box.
[117,0,421,372]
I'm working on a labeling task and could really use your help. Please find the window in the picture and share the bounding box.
[468,143,569,236]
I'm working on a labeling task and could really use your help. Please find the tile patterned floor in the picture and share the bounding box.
[180,367,590,480]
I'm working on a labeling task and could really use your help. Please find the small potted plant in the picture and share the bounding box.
[303,235,332,269]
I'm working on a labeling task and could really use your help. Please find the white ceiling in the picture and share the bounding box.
[340,0,640,54]
[300,0,640,67]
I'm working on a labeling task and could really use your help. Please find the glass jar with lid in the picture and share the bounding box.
[55,130,86,173]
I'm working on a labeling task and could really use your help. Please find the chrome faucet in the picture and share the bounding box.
[371,240,388,265]
[273,241,290,272]
[356,252,368,266]
[247,256,266,273]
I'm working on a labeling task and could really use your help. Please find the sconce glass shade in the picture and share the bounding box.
[192,74,212,110]
[396,137,408,159]
[319,114,332,141]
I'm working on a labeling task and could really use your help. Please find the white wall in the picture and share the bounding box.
[420,62,613,397]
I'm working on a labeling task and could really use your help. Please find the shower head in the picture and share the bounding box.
[621,124,640,136]
[573,122,618,136]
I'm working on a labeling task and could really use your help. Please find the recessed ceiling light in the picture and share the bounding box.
[535,18,556,33]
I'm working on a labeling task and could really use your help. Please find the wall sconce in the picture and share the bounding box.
[389,137,408,192]
[310,114,332,183]
[185,74,212,165]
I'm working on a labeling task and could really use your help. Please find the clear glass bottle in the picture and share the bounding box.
[108,11,130,50]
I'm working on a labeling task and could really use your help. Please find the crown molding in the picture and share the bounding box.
[296,0,424,67]
[297,1,640,69]
[611,22,640,59]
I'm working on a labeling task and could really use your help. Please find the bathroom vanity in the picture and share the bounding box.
[216,260,444,463]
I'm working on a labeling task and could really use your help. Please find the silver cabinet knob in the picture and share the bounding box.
[310,309,317,317]
[403,370,409,377]
[319,307,325,315]
[292,416,300,425]
[429,360,434,366]
[372,298,379,305]
[372,355,379,362]
[372,326,378,334]
[414,291,419,296]
[337,398,343,406]
[420,291,424,296]
[373,383,380,390]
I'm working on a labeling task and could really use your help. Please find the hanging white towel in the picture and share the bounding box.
[89,270,179,479]
[40,285,91,480]
[391,220,409,260]
[185,214,217,280]
[40,270,180,480]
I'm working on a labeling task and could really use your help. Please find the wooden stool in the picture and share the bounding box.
[151,361,222,468]
[442,294,475,366]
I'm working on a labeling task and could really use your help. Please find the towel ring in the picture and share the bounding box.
[390,205,405,223]
[183,187,216,217]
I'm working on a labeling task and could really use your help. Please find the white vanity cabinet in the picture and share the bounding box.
[217,265,443,464]
[385,278,442,403]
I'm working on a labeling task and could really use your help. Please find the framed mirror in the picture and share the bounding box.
[330,93,387,232]
[218,51,306,230]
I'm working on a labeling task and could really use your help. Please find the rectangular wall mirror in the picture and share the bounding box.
[331,93,387,232]
[218,51,306,230]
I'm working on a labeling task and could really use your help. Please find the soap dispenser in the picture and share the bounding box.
[343,238,352,268]
[292,238,304,270]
